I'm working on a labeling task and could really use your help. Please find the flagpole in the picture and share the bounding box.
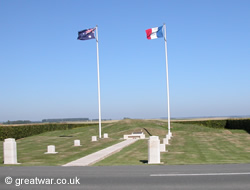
[163,23,171,137]
[95,25,102,138]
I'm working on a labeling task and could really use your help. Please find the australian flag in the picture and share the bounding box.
[77,27,96,40]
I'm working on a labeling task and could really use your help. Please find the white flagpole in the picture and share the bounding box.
[163,23,171,137]
[95,25,102,138]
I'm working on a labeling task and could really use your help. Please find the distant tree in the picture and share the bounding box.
[3,120,32,124]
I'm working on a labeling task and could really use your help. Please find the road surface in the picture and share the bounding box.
[1,164,250,190]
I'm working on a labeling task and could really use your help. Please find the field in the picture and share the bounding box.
[0,119,250,166]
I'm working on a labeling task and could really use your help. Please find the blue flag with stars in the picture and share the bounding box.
[77,27,96,40]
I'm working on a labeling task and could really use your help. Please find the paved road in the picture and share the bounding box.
[1,164,250,190]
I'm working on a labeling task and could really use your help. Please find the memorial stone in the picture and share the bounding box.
[45,145,58,154]
[92,136,97,141]
[160,144,166,152]
[74,140,81,146]
[148,136,160,164]
[163,137,169,145]
[3,138,18,164]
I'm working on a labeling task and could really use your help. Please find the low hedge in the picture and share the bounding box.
[0,123,96,141]
[225,119,250,133]
[176,119,250,133]
[175,120,227,129]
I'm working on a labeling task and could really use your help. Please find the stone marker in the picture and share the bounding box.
[92,136,97,141]
[45,145,58,154]
[74,140,81,146]
[4,138,18,164]
[163,137,169,145]
[160,144,166,152]
[124,132,145,139]
[103,133,108,138]
[148,136,160,164]
[167,134,171,140]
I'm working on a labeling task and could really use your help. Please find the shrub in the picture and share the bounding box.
[176,119,250,133]
[0,123,95,141]
[175,120,226,129]
[225,119,250,133]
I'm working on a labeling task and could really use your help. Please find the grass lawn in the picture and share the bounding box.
[94,121,250,166]
[0,123,122,166]
[0,119,249,166]
[0,119,168,166]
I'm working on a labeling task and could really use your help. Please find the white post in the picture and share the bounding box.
[96,25,102,139]
[148,136,160,164]
[163,23,171,136]
[45,145,58,154]
[160,144,166,152]
[92,136,97,142]
[4,138,18,164]
[163,137,169,145]
[74,140,81,146]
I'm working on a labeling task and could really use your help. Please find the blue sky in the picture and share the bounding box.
[1,0,250,121]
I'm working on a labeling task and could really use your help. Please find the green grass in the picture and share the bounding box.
[0,119,168,166]
[0,123,122,166]
[1,119,250,166]
[95,121,250,166]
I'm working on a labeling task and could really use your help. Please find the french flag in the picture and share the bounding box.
[145,26,163,40]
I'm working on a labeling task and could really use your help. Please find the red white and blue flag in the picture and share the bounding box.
[145,26,163,40]
[77,27,96,40]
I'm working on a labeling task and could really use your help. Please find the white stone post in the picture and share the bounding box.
[74,140,81,146]
[167,134,171,140]
[45,145,58,154]
[103,133,108,138]
[148,136,160,164]
[163,137,169,145]
[160,144,166,152]
[92,136,97,141]
[3,138,18,164]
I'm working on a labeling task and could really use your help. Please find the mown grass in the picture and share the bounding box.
[0,119,168,166]
[95,121,250,166]
[0,123,122,166]
[1,119,249,166]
